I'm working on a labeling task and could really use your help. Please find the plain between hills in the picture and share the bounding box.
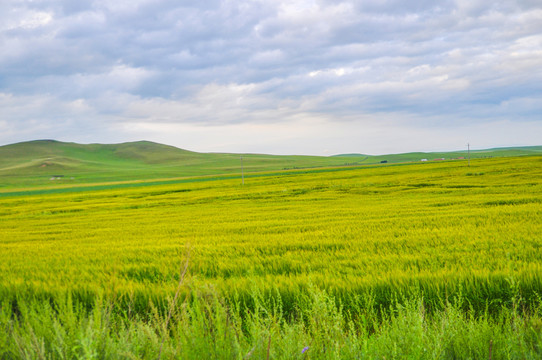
[0,139,541,194]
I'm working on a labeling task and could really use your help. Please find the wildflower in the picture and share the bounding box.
[302,346,309,354]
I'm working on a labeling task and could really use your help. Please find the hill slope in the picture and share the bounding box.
[1,140,541,189]
[0,140,365,188]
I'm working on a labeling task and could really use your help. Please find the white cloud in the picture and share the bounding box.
[18,11,54,29]
[0,0,541,154]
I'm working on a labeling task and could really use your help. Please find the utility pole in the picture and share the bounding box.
[240,156,244,185]
[467,143,470,167]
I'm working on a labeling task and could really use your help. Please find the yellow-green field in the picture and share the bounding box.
[2,156,541,312]
[2,156,542,359]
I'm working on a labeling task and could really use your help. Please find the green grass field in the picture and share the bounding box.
[2,139,541,189]
[1,146,542,358]
[0,140,367,188]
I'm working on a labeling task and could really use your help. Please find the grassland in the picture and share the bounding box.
[0,140,367,189]
[1,139,541,189]
[1,154,542,358]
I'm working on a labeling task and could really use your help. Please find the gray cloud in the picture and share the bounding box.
[0,0,541,154]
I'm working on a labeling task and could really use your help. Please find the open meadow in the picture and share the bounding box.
[1,155,542,358]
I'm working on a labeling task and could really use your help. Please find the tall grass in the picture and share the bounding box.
[1,286,541,359]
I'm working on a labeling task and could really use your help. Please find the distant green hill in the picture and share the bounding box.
[0,140,367,188]
[1,140,541,189]
[334,146,542,163]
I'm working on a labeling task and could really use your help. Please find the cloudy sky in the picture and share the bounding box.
[1,0,541,155]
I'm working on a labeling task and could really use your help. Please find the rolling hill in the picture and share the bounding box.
[1,139,541,189]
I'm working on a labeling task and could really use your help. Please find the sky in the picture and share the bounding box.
[1,0,541,155]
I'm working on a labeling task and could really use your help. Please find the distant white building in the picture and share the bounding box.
[421,159,428,162]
